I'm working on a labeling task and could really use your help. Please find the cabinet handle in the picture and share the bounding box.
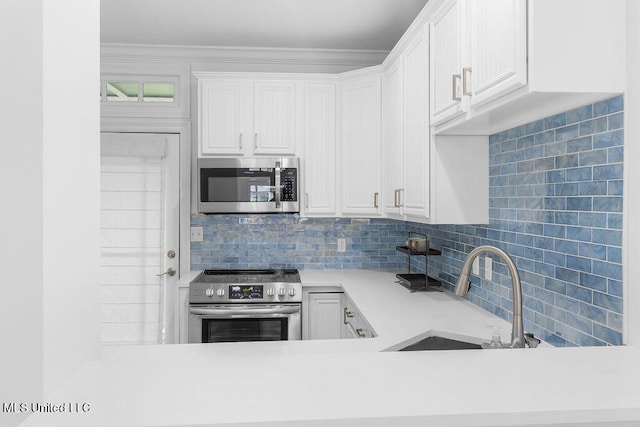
[305,193,309,209]
[394,189,399,208]
[343,307,354,324]
[254,132,258,150]
[462,67,472,96]
[239,133,243,150]
[374,192,379,208]
[398,188,404,207]
[452,74,462,102]
[356,328,366,338]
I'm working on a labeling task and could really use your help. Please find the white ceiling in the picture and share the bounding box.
[100,0,430,51]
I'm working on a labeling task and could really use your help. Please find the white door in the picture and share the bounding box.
[253,82,297,154]
[100,133,180,346]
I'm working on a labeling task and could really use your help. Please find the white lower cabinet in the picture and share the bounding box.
[304,289,375,340]
[305,292,344,340]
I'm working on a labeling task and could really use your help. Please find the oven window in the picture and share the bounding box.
[202,318,288,343]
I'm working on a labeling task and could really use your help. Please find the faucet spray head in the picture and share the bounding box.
[454,271,471,296]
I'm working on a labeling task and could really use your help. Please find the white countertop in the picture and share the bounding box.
[19,270,640,427]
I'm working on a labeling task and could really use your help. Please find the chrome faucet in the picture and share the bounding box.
[454,245,532,349]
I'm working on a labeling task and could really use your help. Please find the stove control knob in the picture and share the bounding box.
[278,287,286,297]
[288,288,296,297]
[266,287,275,297]
[216,288,225,297]
[205,288,215,298]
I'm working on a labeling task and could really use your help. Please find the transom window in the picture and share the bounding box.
[101,79,176,103]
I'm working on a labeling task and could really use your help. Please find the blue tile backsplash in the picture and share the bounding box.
[191,95,624,347]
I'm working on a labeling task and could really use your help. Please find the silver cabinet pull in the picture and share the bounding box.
[356,328,366,338]
[343,307,354,324]
[239,133,243,150]
[462,67,472,96]
[374,192,379,208]
[452,74,462,102]
[254,132,258,150]
[394,189,400,208]
[398,188,404,207]
[157,268,176,277]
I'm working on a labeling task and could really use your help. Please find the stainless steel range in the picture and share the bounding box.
[188,269,302,344]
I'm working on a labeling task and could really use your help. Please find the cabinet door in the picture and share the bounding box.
[340,75,382,216]
[306,292,343,340]
[303,83,336,215]
[403,28,430,219]
[430,0,465,125]
[253,82,297,155]
[382,57,404,217]
[198,80,250,156]
[468,0,527,107]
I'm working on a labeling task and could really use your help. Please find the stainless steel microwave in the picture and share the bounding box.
[197,157,299,214]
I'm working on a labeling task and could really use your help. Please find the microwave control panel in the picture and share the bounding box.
[281,169,298,201]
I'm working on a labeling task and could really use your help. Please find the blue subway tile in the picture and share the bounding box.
[593,130,623,148]
[555,267,579,284]
[544,224,566,238]
[607,214,623,230]
[555,212,579,225]
[578,181,607,196]
[608,247,622,263]
[579,149,607,166]
[593,324,622,345]
[608,112,624,130]
[593,164,624,180]
[566,313,592,334]
[608,146,624,163]
[565,167,593,182]
[592,228,622,246]
[545,113,567,129]
[566,226,592,242]
[592,261,623,280]
[567,136,593,153]
[567,283,593,303]
[593,197,623,212]
[593,292,623,314]
[555,239,579,255]
[579,242,607,260]
[566,104,593,124]
[578,212,607,228]
[579,117,607,136]
[566,255,592,272]
[508,125,525,139]
[525,119,545,135]
[546,170,565,183]
[608,279,623,298]
[555,183,578,196]
[556,124,580,141]
[579,273,607,292]
[555,153,579,169]
[579,303,607,324]
[566,197,593,211]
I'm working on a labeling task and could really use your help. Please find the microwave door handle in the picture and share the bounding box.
[274,160,282,209]
[189,307,300,316]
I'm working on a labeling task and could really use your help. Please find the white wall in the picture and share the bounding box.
[0,1,100,425]
[0,2,44,425]
[42,0,101,395]
[625,0,639,345]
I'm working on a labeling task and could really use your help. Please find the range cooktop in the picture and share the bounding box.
[197,269,301,284]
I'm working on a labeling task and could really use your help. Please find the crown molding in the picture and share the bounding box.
[101,43,389,68]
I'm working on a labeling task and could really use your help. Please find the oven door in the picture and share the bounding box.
[188,304,301,344]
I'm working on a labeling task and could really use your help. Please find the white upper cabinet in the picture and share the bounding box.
[382,57,404,217]
[467,0,527,108]
[198,79,250,156]
[196,74,299,156]
[429,0,465,126]
[339,71,382,216]
[382,26,430,221]
[402,27,430,219]
[303,82,337,215]
[432,0,625,134]
[253,82,297,154]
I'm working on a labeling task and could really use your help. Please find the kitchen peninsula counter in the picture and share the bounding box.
[18,270,640,427]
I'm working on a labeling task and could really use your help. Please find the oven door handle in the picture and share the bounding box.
[274,160,282,209]
[189,306,300,317]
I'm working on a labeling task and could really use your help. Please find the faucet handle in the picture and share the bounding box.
[524,333,541,348]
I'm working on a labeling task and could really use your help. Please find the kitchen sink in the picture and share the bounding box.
[398,335,482,351]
